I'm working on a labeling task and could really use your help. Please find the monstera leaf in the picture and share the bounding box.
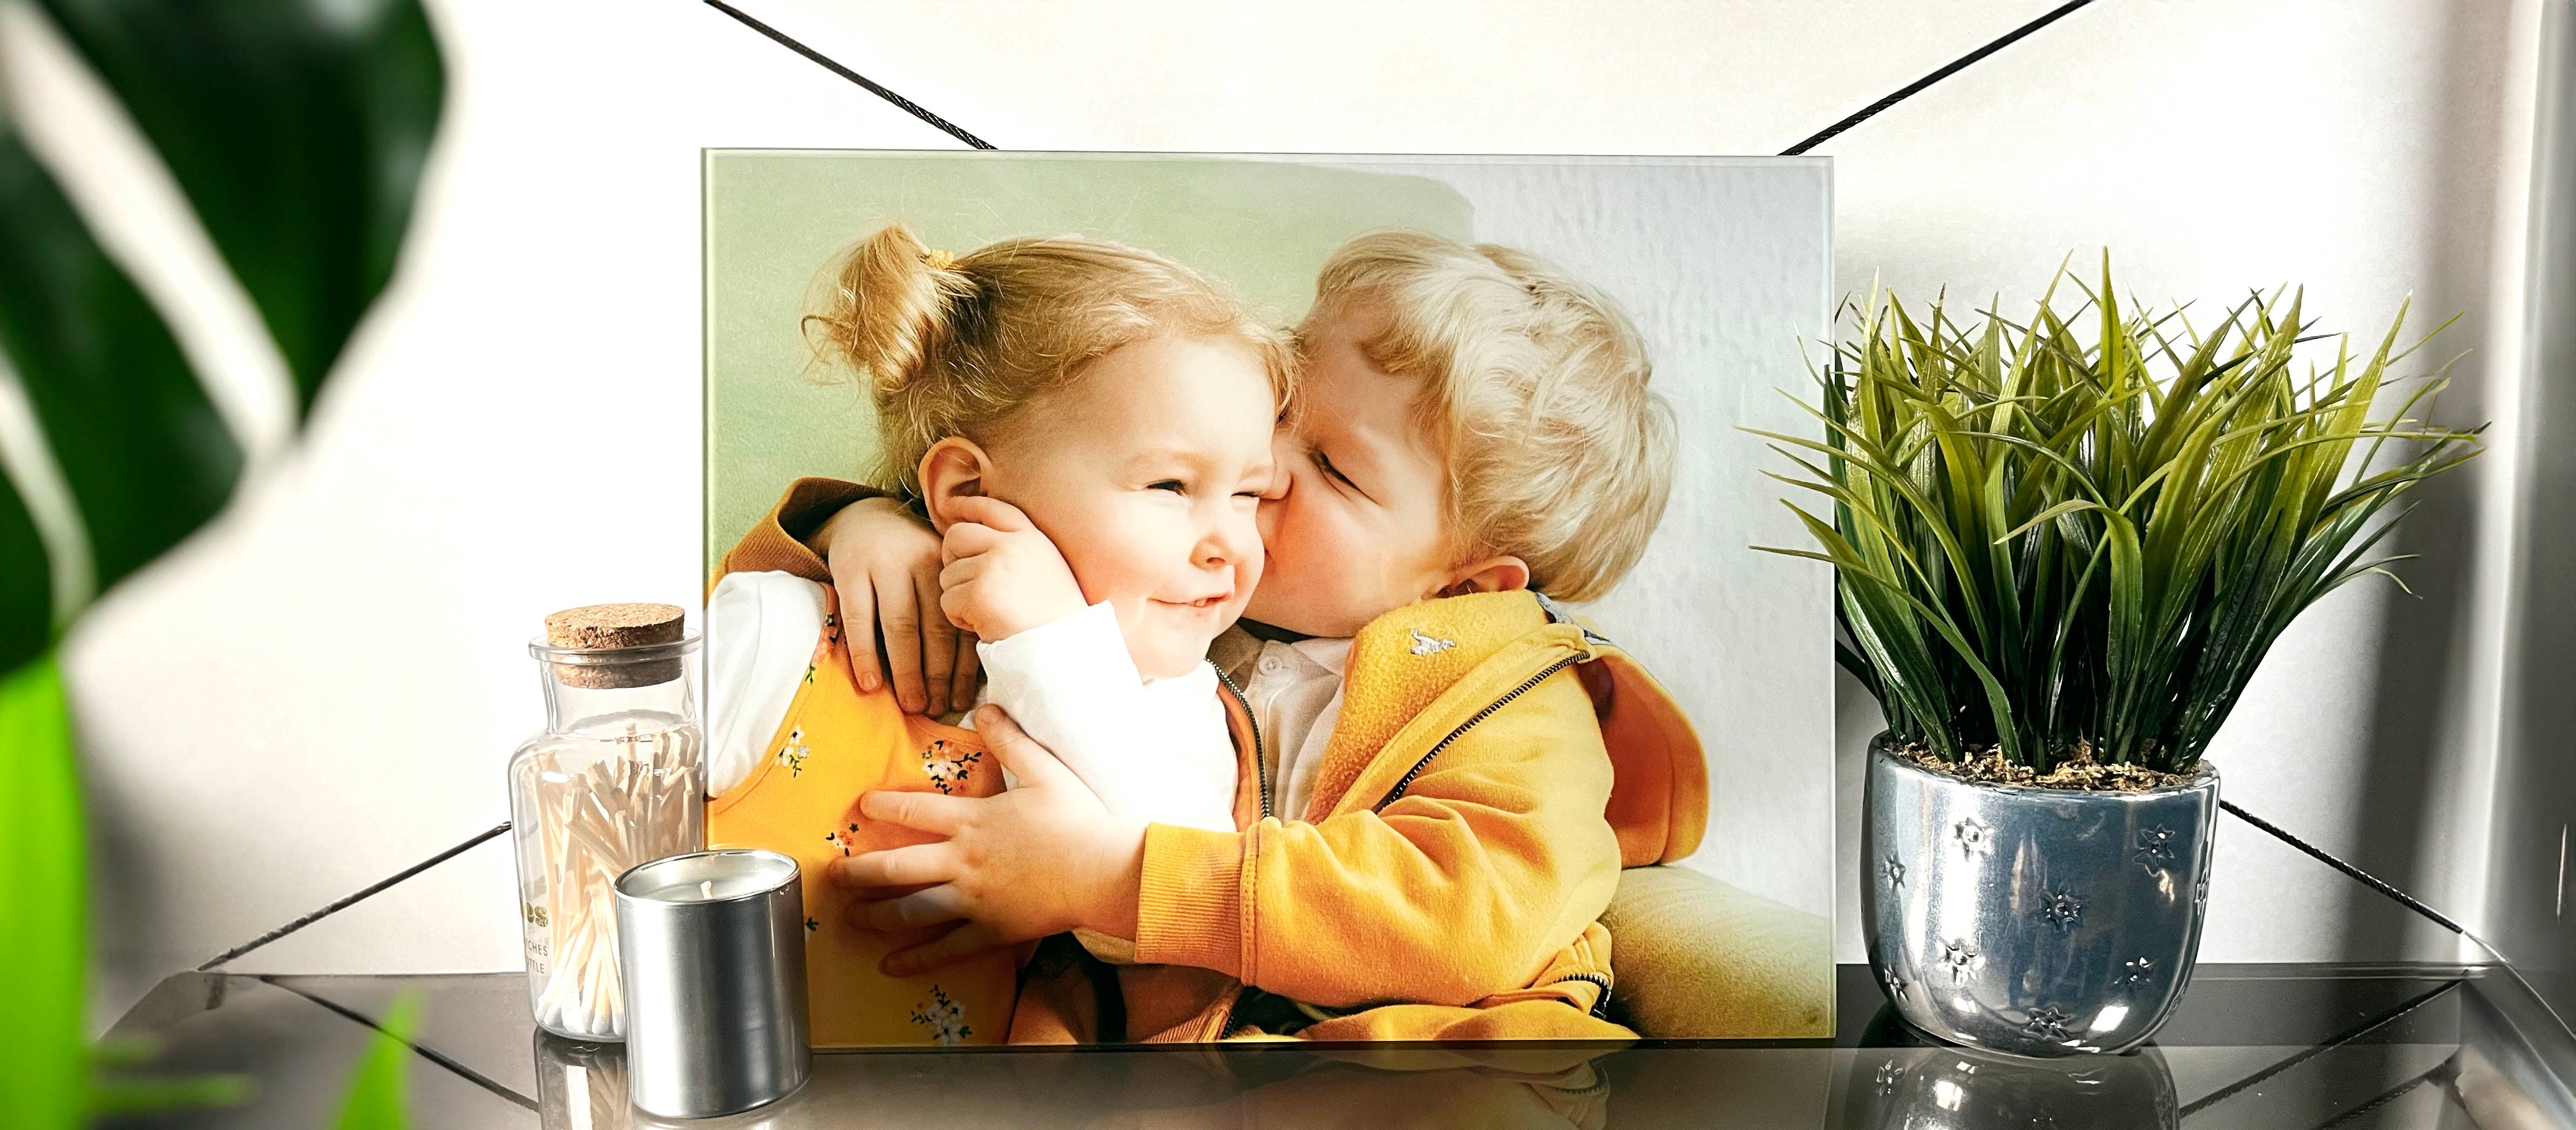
[37,0,445,416]
[0,132,241,614]
[0,2,444,1125]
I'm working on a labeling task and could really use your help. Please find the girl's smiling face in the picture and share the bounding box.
[980,335,1277,678]
[1245,306,1498,639]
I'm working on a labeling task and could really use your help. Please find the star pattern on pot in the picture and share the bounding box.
[2122,957,2155,986]
[1953,816,1994,860]
[1884,971,1909,1001]
[1883,854,1906,888]
[2194,875,2211,906]
[2038,887,2086,931]
[2134,823,2178,872]
[1874,1060,1906,1097]
[1940,938,1981,982]
[2023,1006,2076,1041]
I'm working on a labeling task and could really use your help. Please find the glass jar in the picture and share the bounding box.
[532,1031,629,1130]
[509,630,705,1041]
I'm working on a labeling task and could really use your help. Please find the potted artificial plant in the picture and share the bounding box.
[1761,263,2480,1057]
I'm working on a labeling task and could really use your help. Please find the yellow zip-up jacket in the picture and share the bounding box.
[718,479,1710,1043]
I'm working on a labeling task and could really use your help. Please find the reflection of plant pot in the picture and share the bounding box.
[1839,1015,2178,1129]
[1863,736,2217,1057]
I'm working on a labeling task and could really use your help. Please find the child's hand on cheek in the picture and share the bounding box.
[938,496,1088,642]
[828,705,1147,976]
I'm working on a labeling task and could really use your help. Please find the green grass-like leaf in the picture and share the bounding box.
[86,1034,254,1115]
[335,992,423,1130]
[0,655,80,1130]
[1762,259,2482,773]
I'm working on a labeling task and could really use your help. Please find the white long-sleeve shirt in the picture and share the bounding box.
[976,601,1236,833]
[706,572,1236,833]
[706,571,830,796]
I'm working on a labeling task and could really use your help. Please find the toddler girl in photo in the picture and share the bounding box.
[704,223,1292,1045]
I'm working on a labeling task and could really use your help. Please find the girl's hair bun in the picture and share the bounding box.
[804,222,975,396]
[803,225,1294,497]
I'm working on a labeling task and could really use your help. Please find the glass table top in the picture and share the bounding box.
[93,962,2576,1128]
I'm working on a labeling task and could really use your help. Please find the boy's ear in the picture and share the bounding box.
[917,437,994,533]
[1438,555,1530,599]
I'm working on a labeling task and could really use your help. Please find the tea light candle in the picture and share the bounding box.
[614,849,810,1119]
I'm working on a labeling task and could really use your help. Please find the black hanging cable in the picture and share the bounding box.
[2218,796,2574,1046]
[195,821,511,971]
[701,0,994,149]
[703,0,2098,159]
[261,976,539,1111]
[2221,799,2469,936]
[2177,977,2462,1118]
[1780,0,2098,155]
[2311,1059,2456,1130]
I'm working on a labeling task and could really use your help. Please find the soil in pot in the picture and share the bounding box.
[1892,743,2201,793]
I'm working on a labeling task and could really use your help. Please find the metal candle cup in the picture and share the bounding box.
[613,849,810,1119]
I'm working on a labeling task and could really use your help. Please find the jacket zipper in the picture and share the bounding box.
[1550,971,1615,1020]
[1208,647,1578,1039]
[1373,654,1581,811]
[1210,665,1268,1043]
[1212,666,1271,821]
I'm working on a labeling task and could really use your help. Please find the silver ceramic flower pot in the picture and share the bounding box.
[1862,735,2218,1057]
[1837,1028,2178,1129]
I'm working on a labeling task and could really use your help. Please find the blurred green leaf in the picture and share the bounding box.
[87,1072,255,1115]
[0,132,241,598]
[0,655,82,1130]
[334,992,422,1130]
[34,0,446,416]
[0,467,50,676]
[0,4,447,1127]
[84,1036,255,1116]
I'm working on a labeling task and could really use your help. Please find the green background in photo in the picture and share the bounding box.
[703,151,1474,570]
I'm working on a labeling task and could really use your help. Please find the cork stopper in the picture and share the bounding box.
[544,603,685,688]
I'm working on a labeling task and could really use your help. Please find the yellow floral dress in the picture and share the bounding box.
[706,592,1016,1046]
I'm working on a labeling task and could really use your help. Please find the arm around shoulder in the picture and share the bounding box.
[1133,673,1622,1008]
[709,477,883,593]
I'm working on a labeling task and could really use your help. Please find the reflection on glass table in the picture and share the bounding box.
[93,962,2575,1129]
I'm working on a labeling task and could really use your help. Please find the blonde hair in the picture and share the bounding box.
[805,224,1295,496]
[1305,231,1674,602]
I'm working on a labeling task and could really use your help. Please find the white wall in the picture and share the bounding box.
[11,0,2554,1026]
[2489,0,2576,1023]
